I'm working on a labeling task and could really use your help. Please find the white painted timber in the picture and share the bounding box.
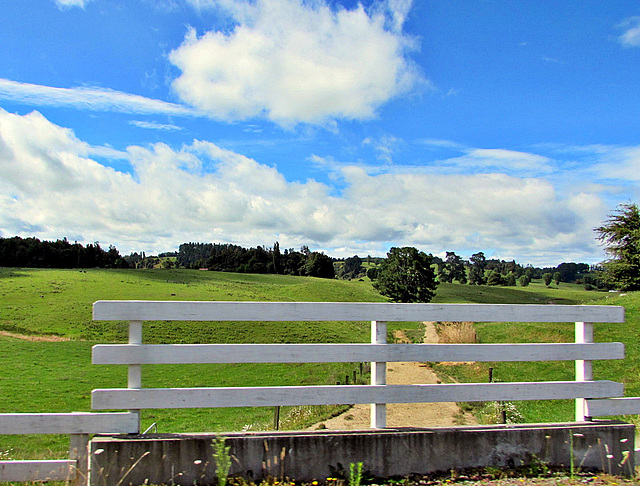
[0,412,138,434]
[92,380,622,410]
[92,301,625,323]
[92,342,624,365]
[575,321,594,421]
[371,320,387,429]
[0,460,75,482]
[585,397,640,417]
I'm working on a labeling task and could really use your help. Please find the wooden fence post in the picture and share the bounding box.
[128,320,142,432]
[575,321,593,422]
[69,433,89,486]
[371,320,387,428]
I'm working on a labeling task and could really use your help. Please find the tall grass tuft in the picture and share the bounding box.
[435,321,477,344]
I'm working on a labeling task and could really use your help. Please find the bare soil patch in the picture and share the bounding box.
[0,330,73,342]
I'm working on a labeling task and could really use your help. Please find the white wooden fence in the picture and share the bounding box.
[89,301,631,429]
[2,300,637,485]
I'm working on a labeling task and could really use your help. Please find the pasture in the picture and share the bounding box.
[0,267,633,461]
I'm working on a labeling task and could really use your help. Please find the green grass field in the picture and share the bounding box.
[0,267,635,460]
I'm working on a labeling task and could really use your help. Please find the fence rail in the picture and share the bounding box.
[92,300,624,323]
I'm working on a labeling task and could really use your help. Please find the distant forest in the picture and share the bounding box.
[176,242,335,279]
[0,236,127,268]
[0,236,603,287]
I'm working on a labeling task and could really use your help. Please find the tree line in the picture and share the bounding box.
[2,202,637,291]
[337,248,598,289]
[0,236,127,268]
[177,242,335,278]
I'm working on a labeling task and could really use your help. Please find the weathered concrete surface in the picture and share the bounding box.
[90,421,635,485]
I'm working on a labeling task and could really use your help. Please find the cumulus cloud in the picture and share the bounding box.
[170,0,425,126]
[618,16,640,48]
[0,109,617,264]
[0,78,199,117]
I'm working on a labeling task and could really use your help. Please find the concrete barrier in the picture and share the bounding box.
[90,421,635,485]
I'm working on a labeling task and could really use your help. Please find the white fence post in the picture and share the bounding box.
[128,320,142,432]
[370,320,387,428]
[575,321,594,421]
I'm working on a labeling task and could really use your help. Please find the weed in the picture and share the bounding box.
[214,435,232,486]
[483,465,506,480]
[348,462,363,486]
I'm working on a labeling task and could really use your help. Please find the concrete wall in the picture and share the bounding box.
[90,422,635,486]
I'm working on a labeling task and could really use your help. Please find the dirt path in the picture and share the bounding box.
[309,322,477,430]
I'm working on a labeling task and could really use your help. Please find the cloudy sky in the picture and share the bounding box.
[1,0,639,265]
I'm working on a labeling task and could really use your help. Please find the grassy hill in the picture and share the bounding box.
[0,267,633,459]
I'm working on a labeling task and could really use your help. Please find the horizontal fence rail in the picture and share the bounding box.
[91,381,624,410]
[586,397,640,417]
[0,460,75,483]
[92,342,625,364]
[92,301,625,323]
[0,412,138,435]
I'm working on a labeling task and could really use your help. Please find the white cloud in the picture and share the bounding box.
[439,148,554,174]
[0,109,618,264]
[54,0,91,9]
[170,0,425,126]
[0,78,199,117]
[129,120,184,131]
[362,135,402,163]
[591,146,640,183]
[618,16,640,48]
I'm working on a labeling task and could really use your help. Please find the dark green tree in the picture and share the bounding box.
[339,255,363,280]
[303,252,335,279]
[438,251,467,284]
[543,272,553,287]
[595,203,640,290]
[505,272,517,286]
[518,275,530,287]
[373,247,438,303]
[553,271,561,286]
[468,252,487,285]
[487,269,503,286]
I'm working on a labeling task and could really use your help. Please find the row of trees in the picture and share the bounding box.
[178,242,335,279]
[0,236,127,268]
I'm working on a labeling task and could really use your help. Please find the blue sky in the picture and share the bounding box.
[1,0,639,265]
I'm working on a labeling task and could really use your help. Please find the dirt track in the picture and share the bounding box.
[309,323,477,430]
